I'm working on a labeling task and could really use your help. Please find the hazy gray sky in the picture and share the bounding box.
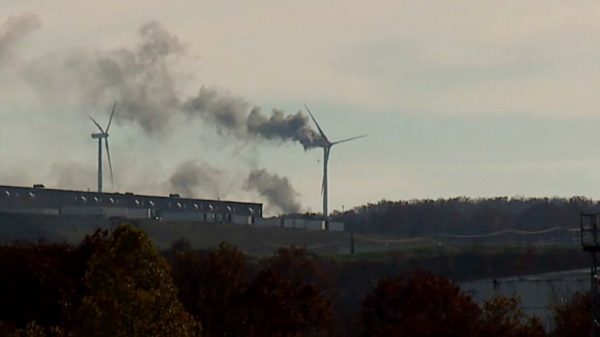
[2,1,600,215]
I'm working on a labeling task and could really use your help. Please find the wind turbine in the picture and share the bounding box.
[90,103,117,193]
[304,104,366,226]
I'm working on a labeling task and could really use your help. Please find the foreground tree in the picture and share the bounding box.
[0,242,82,333]
[170,242,249,337]
[11,321,66,337]
[551,292,590,337]
[361,271,480,337]
[242,247,335,337]
[75,225,200,337]
[478,296,545,337]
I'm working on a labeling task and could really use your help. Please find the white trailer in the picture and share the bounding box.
[124,208,152,219]
[0,207,59,216]
[232,214,253,225]
[61,206,104,216]
[327,221,345,232]
[305,220,325,231]
[160,212,204,222]
[283,218,305,229]
[254,217,282,228]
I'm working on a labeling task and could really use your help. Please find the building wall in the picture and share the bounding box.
[0,185,262,221]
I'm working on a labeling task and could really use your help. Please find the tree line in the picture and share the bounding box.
[332,196,600,236]
[0,224,591,337]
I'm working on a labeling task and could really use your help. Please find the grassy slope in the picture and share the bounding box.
[0,213,350,256]
[0,213,587,274]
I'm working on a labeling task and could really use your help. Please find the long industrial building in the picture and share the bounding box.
[0,184,344,231]
[0,184,261,224]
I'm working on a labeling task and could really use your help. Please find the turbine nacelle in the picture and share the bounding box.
[91,133,107,139]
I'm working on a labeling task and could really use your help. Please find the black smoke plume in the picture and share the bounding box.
[182,87,325,149]
[246,169,302,214]
[247,108,325,149]
[168,160,226,199]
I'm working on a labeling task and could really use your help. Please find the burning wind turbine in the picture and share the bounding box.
[304,104,366,225]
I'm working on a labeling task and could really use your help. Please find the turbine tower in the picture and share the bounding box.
[90,103,117,193]
[304,105,365,226]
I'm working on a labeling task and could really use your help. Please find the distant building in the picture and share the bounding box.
[0,184,262,224]
[253,216,344,232]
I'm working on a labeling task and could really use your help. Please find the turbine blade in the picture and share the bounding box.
[105,102,117,132]
[105,140,114,187]
[332,135,367,146]
[90,117,105,133]
[304,104,330,143]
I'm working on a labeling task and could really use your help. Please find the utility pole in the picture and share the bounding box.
[581,213,600,337]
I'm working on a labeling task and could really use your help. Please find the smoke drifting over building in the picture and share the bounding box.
[168,160,226,199]
[0,13,40,65]
[5,16,308,214]
[52,161,97,191]
[246,169,302,214]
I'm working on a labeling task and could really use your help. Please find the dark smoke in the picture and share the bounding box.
[181,86,249,137]
[182,87,325,149]
[0,13,40,65]
[25,21,182,134]
[247,107,325,149]
[73,21,183,134]
[246,169,302,214]
[23,20,325,149]
[168,160,226,199]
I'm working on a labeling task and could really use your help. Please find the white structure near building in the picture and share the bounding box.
[253,216,345,232]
